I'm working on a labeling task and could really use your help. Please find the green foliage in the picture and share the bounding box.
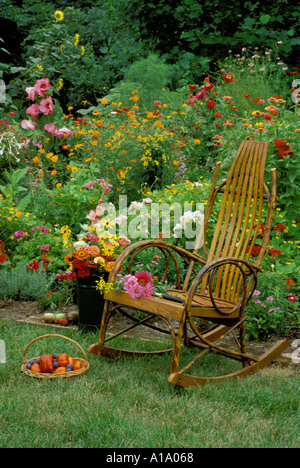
[0,262,54,300]
[246,270,299,340]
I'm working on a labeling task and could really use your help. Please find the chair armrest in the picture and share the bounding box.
[108,239,207,288]
[185,256,260,315]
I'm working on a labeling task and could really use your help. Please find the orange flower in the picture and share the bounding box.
[88,245,100,257]
[73,249,90,261]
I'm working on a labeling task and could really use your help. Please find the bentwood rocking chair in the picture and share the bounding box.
[88,140,290,387]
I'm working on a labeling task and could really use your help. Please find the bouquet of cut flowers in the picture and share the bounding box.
[62,181,131,292]
[63,234,131,291]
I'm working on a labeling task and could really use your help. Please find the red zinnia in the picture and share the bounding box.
[274,139,293,159]
[0,253,7,263]
[246,245,261,257]
[223,73,234,83]
[273,223,287,232]
[268,248,282,258]
[207,100,216,109]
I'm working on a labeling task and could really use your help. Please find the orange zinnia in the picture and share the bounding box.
[73,249,89,261]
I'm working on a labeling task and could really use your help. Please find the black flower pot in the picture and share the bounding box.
[76,275,106,333]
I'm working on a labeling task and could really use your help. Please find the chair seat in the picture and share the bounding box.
[104,290,239,321]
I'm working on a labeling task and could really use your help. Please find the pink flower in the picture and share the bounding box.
[143,285,154,297]
[39,96,54,115]
[25,87,37,101]
[44,123,59,136]
[26,104,40,118]
[21,119,38,130]
[13,231,26,238]
[153,100,162,107]
[40,245,50,251]
[127,283,145,298]
[56,127,73,138]
[34,78,51,97]
[195,89,207,99]
[135,271,153,287]
[288,294,297,302]
[32,140,43,148]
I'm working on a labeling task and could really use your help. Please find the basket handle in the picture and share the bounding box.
[22,334,88,364]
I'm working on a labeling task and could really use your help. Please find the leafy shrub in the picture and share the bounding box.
[0,262,54,300]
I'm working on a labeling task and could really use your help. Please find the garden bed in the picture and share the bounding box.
[0,298,298,367]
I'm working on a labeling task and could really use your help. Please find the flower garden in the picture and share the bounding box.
[1,29,299,341]
[0,3,299,449]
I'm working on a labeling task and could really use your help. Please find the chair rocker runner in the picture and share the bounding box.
[88,140,290,387]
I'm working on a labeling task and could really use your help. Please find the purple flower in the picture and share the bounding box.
[267,297,274,301]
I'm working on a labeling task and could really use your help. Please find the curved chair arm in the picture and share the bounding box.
[107,239,207,288]
[185,257,261,316]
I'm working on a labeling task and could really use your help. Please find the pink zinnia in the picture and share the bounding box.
[127,283,145,299]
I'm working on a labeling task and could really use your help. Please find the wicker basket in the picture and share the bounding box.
[21,334,89,379]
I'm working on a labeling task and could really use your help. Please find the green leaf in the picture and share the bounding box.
[260,14,271,25]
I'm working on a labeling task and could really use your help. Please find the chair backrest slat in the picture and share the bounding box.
[189,140,275,302]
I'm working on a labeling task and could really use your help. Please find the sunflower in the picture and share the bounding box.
[54,10,64,21]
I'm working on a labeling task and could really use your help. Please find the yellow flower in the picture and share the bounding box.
[51,170,57,176]
[56,78,63,91]
[51,155,58,163]
[74,33,80,46]
[81,46,85,56]
[54,10,64,21]
[101,98,108,105]
[56,183,62,188]
[194,139,201,145]
[71,166,79,173]
[33,156,40,163]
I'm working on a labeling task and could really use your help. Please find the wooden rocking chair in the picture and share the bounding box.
[88,140,290,387]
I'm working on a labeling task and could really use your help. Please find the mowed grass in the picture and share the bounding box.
[0,319,299,448]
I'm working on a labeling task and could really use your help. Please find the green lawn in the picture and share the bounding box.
[0,319,299,448]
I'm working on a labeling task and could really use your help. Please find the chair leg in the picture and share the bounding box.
[170,312,187,374]
[168,339,290,387]
[88,299,111,356]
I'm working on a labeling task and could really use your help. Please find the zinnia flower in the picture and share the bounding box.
[206,100,215,109]
[223,73,234,83]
